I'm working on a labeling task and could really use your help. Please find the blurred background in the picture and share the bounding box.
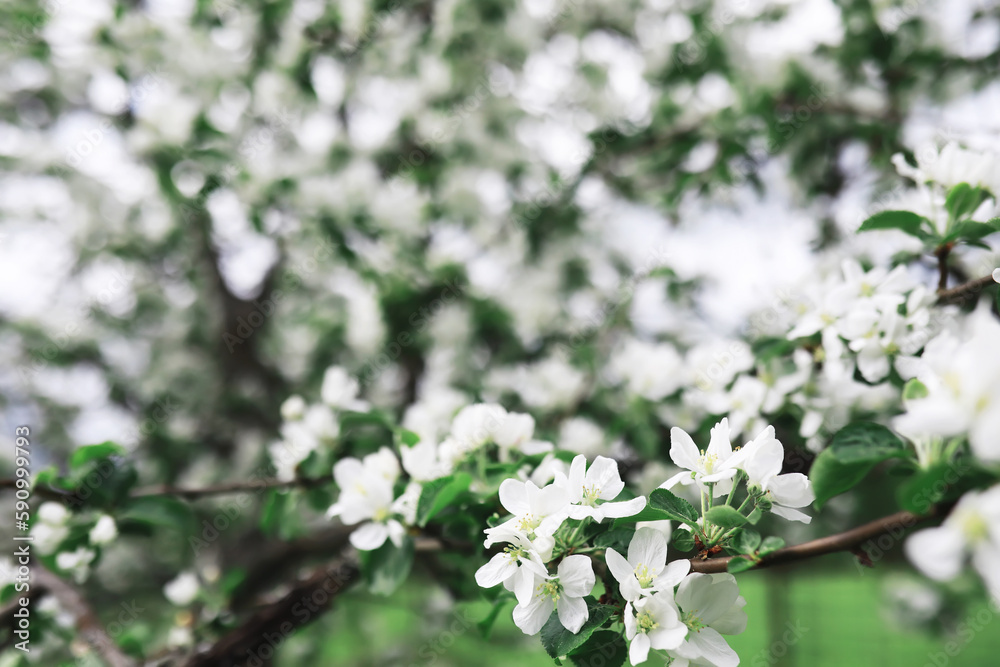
[2,0,1000,665]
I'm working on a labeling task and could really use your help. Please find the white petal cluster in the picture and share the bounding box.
[610,530,747,666]
[477,454,644,636]
[327,447,409,551]
[893,306,1000,462]
[906,486,1000,601]
[664,420,815,523]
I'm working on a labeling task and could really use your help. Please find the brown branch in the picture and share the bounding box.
[130,474,333,500]
[935,244,952,292]
[182,557,360,667]
[35,566,136,667]
[689,506,945,574]
[937,274,996,305]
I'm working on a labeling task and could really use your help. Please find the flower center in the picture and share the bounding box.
[582,484,601,506]
[518,513,542,534]
[634,563,655,588]
[373,507,390,523]
[636,610,659,633]
[959,511,989,544]
[538,580,562,601]
[700,451,719,473]
[682,610,707,632]
[504,545,526,563]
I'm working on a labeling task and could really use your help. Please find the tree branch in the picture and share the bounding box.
[689,506,945,574]
[937,274,996,304]
[131,474,333,500]
[181,557,360,667]
[35,566,136,667]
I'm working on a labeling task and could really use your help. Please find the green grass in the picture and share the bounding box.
[278,567,1000,666]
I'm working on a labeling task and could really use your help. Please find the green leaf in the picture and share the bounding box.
[705,505,747,528]
[612,504,674,527]
[671,528,696,552]
[809,448,879,509]
[398,429,421,447]
[858,210,933,241]
[416,473,472,527]
[540,598,617,659]
[260,490,288,535]
[648,488,699,525]
[727,556,757,574]
[745,507,764,525]
[829,422,906,464]
[568,630,627,667]
[69,442,125,470]
[119,496,194,535]
[759,536,785,555]
[735,528,761,554]
[339,410,394,431]
[896,463,959,514]
[902,378,929,400]
[359,537,414,596]
[594,528,635,553]
[944,219,1000,244]
[944,183,988,223]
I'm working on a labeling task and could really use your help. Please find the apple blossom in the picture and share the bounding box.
[511,554,596,635]
[606,527,691,601]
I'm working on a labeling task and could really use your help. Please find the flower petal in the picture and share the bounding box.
[475,553,518,589]
[628,527,668,573]
[558,554,596,598]
[349,522,388,551]
[557,594,589,633]
[629,632,651,665]
[670,427,701,471]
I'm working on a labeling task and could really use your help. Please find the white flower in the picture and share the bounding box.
[905,487,1000,598]
[38,502,69,525]
[33,502,70,555]
[400,438,453,482]
[560,455,646,522]
[662,419,742,497]
[494,412,535,451]
[606,528,690,602]
[55,547,96,585]
[558,417,607,457]
[327,448,407,551]
[450,403,507,451]
[484,478,570,560]
[164,571,200,606]
[892,142,996,189]
[512,554,595,635]
[610,339,685,401]
[734,426,814,524]
[320,365,369,411]
[993,268,1000,284]
[892,306,1000,461]
[623,590,689,665]
[670,573,747,667]
[528,453,570,487]
[89,515,118,545]
[280,395,307,420]
[475,533,548,605]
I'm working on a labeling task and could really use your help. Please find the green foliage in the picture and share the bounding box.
[648,488,699,525]
[360,537,415,596]
[568,630,628,667]
[705,505,747,528]
[858,210,933,241]
[540,598,617,659]
[416,473,473,526]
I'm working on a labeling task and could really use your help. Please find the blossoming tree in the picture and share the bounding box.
[2,0,1000,665]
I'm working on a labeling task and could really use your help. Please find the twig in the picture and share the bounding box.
[936,274,996,305]
[181,558,360,667]
[935,244,952,292]
[35,566,136,667]
[129,474,333,499]
[689,506,944,574]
